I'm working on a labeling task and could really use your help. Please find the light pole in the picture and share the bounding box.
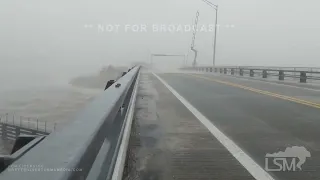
[202,0,218,66]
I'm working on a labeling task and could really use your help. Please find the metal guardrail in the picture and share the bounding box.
[181,66,320,83]
[0,136,46,172]
[0,66,140,180]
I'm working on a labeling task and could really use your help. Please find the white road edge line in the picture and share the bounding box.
[111,71,140,180]
[152,72,275,180]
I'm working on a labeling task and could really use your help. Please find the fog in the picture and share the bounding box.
[1,0,320,84]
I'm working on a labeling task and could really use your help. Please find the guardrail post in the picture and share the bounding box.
[250,69,254,77]
[2,124,7,140]
[279,70,284,80]
[300,72,307,83]
[262,70,267,78]
[16,127,20,138]
[224,68,227,74]
[210,67,213,72]
[220,68,223,73]
[240,69,244,76]
[231,68,235,75]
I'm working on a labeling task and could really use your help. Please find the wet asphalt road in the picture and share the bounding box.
[158,73,320,180]
[124,71,256,180]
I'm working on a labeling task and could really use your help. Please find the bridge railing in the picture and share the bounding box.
[181,66,320,83]
[0,114,56,135]
[0,123,49,142]
[0,66,140,180]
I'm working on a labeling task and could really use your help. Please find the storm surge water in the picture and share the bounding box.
[0,72,103,154]
[0,85,102,126]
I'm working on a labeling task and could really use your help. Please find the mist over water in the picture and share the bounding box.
[0,72,102,125]
[0,71,102,153]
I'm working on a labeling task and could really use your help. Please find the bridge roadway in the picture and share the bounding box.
[123,68,320,180]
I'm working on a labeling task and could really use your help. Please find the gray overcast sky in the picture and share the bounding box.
[1,0,320,81]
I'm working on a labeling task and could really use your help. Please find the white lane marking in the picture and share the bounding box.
[111,72,140,180]
[152,72,275,180]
